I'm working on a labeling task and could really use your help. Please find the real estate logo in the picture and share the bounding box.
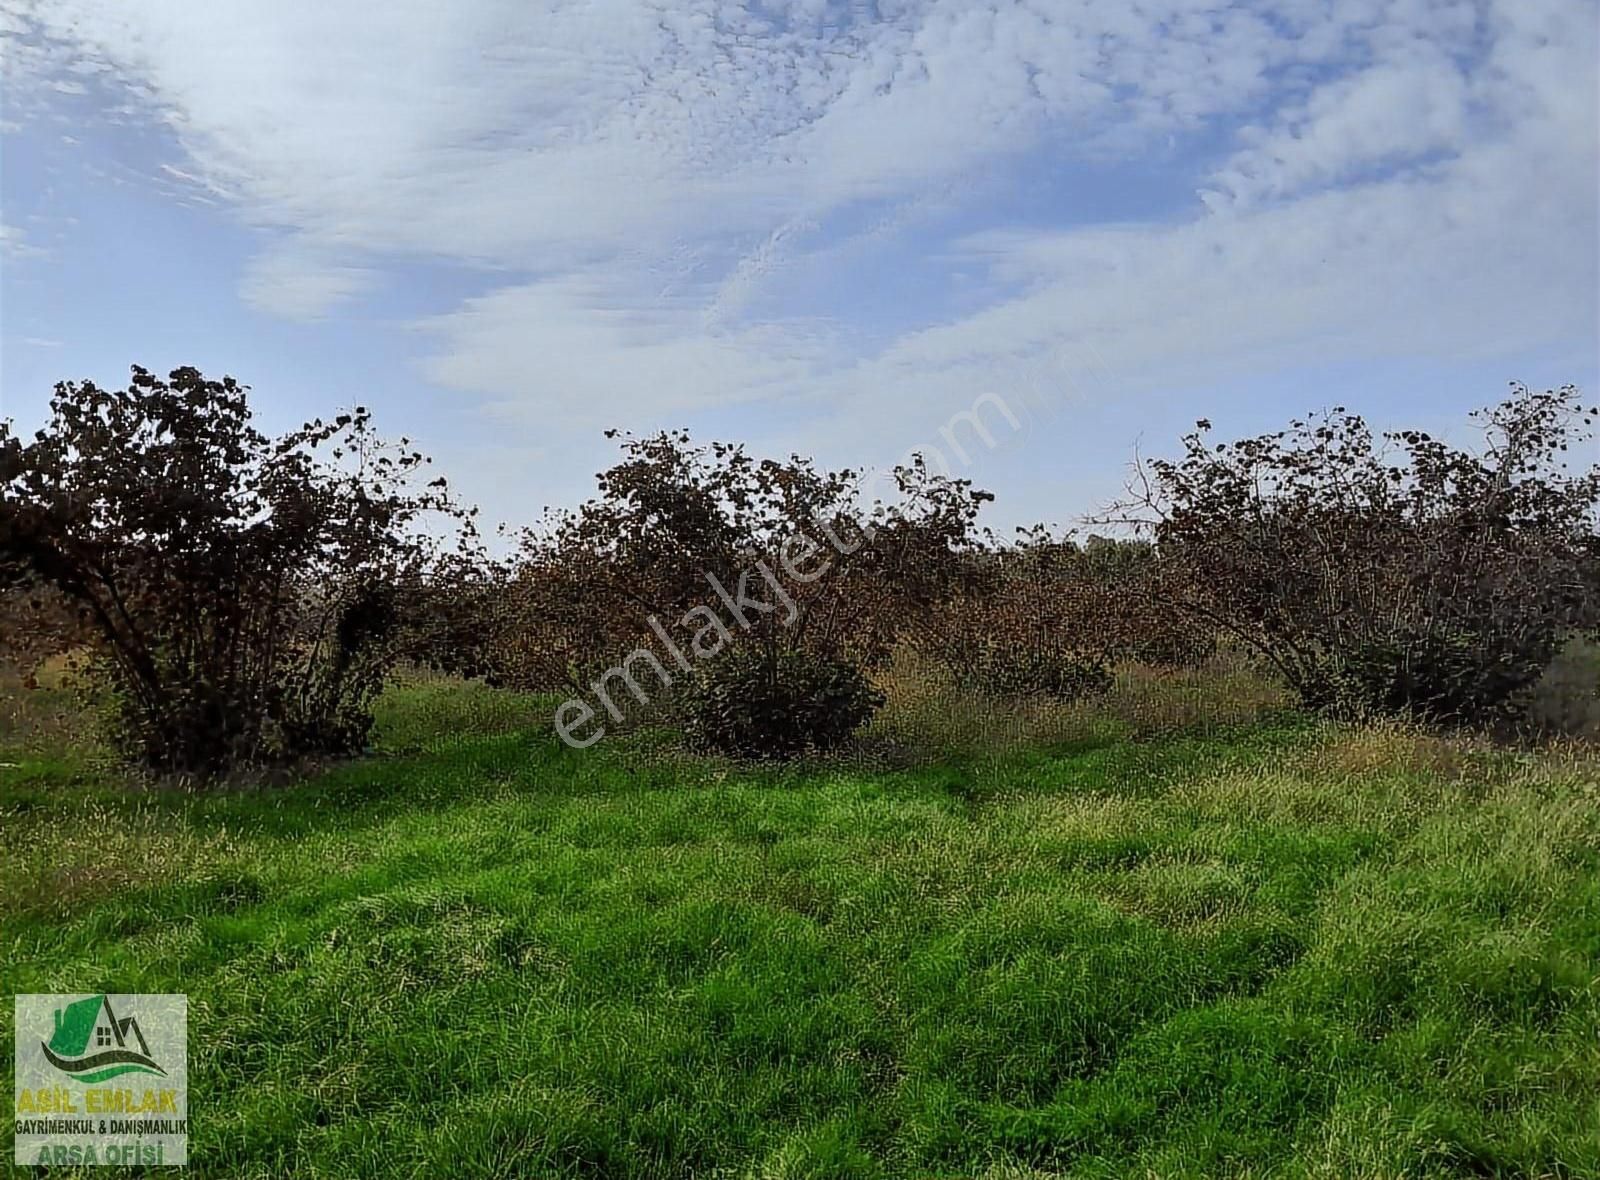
[13,994,188,1167]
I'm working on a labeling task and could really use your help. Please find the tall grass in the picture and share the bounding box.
[3,671,1597,1177]
[869,648,1292,762]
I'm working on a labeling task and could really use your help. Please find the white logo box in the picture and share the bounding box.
[14,994,188,1167]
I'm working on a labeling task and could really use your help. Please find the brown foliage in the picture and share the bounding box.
[0,366,469,775]
[0,580,86,679]
[1113,384,1600,725]
[914,530,1214,702]
[424,430,990,752]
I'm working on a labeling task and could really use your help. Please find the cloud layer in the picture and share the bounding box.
[5,0,1597,452]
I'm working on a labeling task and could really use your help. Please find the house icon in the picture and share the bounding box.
[83,998,153,1058]
[42,995,164,1080]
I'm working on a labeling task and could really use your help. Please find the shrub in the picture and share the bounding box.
[917,530,1120,702]
[1077,535,1217,669]
[1116,384,1600,726]
[460,431,987,754]
[679,646,885,758]
[0,366,465,776]
[962,643,1113,701]
[1526,635,1600,738]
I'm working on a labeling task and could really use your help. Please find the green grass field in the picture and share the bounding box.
[3,673,1599,1178]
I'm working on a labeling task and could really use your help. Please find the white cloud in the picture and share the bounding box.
[1206,53,1472,207]
[0,222,48,260]
[7,2,1375,252]
[4,0,1597,464]
[238,248,372,320]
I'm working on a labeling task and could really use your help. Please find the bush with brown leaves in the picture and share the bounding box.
[1114,384,1600,726]
[0,366,468,776]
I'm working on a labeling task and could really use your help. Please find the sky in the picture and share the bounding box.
[2,0,1597,536]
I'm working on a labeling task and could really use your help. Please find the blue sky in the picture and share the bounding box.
[2,0,1596,535]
